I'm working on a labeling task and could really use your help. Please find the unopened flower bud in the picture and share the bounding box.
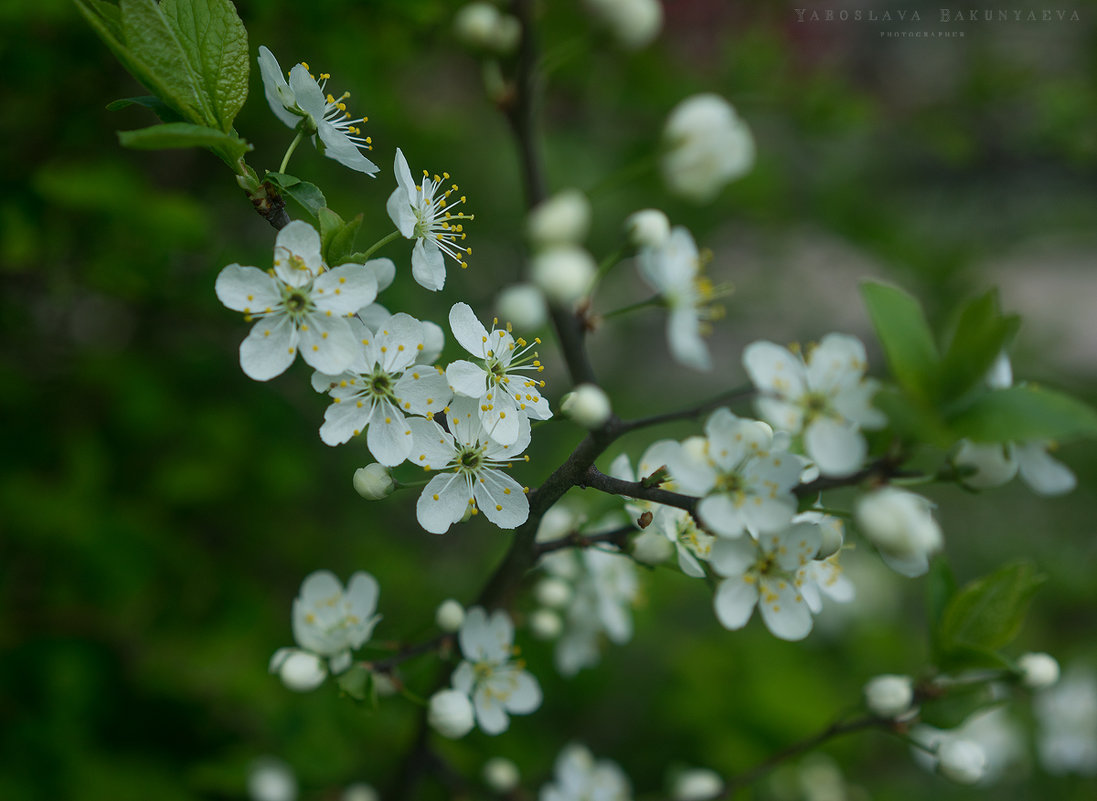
[496,283,548,330]
[534,577,573,609]
[269,648,327,693]
[815,517,844,560]
[1018,652,1060,689]
[353,464,394,500]
[671,767,724,801]
[482,757,521,793]
[435,599,465,633]
[454,3,501,49]
[855,487,942,561]
[661,94,755,204]
[341,783,379,801]
[560,383,612,429]
[631,528,674,565]
[531,246,596,305]
[528,189,591,246]
[428,689,475,739]
[864,674,914,718]
[954,440,1018,489]
[585,0,663,49]
[248,758,297,801]
[625,208,671,249]
[529,608,564,640]
[937,739,987,785]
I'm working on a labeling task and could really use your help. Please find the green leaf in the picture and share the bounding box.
[160,0,249,132]
[327,214,363,265]
[950,385,1097,443]
[119,0,215,125]
[335,664,373,704]
[106,95,184,122]
[264,172,327,219]
[861,281,940,402]
[927,557,957,638]
[939,290,1020,404]
[118,122,251,158]
[938,561,1045,655]
[872,388,951,448]
[920,684,999,729]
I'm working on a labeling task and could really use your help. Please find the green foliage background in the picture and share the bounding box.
[2,1,1096,799]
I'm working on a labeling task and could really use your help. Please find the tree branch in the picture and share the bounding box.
[616,384,756,435]
[533,523,636,556]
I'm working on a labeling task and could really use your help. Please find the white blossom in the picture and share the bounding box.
[529,608,564,640]
[671,768,723,801]
[666,408,801,539]
[248,757,297,801]
[483,757,521,793]
[269,648,327,692]
[428,688,476,739]
[215,221,378,381]
[454,3,521,54]
[257,46,378,175]
[710,521,822,641]
[638,226,729,371]
[386,148,474,291]
[1019,652,1060,690]
[855,487,943,577]
[291,570,381,675]
[452,607,542,735]
[661,94,754,203]
[743,334,885,477]
[1035,664,1097,775]
[410,398,531,534]
[311,312,452,464]
[435,599,466,633]
[937,739,987,784]
[446,302,551,445]
[540,743,631,801]
[561,383,612,429]
[584,0,663,50]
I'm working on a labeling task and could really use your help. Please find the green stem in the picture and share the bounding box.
[361,230,403,261]
[278,128,304,174]
[399,685,429,707]
[601,295,664,320]
[394,478,430,490]
[588,246,626,298]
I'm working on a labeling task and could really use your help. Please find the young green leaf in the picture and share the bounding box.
[938,561,1045,655]
[160,0,250,132]
[118,122,251,158]
[264,172,327,219]
[107,95,185,122]
[939,290,1020,404]
[950,385,1097,443]
[860,281,940,402]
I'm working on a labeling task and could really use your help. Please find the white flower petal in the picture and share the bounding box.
[1017,443,1076,496]
[215,264,279,312]
[412,238,446,291]
[320,395,373,446]
[449,302,491,358]
[366,401,413,466]
[257,46,301,127]
[395,368,451,418]
[501,670,542,713]
[714,577,759,630]
[757,579,813,641]
[299,314,356,375]
[240,315,297,381]
[314,263,378,315]
[697,493,747,538]
[804,417,866,477]
[474,686,510,735]
[364,257,396,293]
[386,187,418,239]
[474,469,529,529]
[317,121,379,175]
[416,472,471,534]
[743,340,806,398]
[274,220,324,285]
[446,360,489,398]
[709,537,757,576]
[408,417,456,470]
[393,148,418,206]
[668,306,711,371]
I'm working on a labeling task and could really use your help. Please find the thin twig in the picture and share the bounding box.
[616,385,756,435]
[533,523,636,556]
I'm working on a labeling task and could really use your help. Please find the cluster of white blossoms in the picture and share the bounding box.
[269,570,381,692]
[540,743,631,801]
[429,607,542,737]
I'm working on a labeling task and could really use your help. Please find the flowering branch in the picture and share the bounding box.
[364,634,453,675]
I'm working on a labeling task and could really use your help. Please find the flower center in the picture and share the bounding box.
[284,289,311,317]
[457,447,484,473]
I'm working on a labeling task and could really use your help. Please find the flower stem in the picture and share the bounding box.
[278,130,306,174]
[588,246,626,298]
[360,230,403,261]
[601,295,664,320]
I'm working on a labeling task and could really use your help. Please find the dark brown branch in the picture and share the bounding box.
[616,385,756,435]
[581,466,699,514]
[533,523,636,556]
[365,634,452,675]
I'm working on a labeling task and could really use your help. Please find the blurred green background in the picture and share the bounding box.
[3,0,1096,799]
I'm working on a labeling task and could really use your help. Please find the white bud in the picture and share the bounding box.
[954,440,1018,489]
[1018,652,1060,690]
[864,674,914,718]
[625,208,671,249]
[661,94,755,204]
[248,757,297,801]
[585,0,663,49]
[529,608,564,640]
[671,768,724,801]
[937,739,987,784]
[483,757,521,793]
[435,599,465,633]
[353,464,394,500]
[560,383,612,429]
[454,3,501,49]
[428,689,476,739]
[496,283,548,330]
[631,528,674,565]
[490,15,522,54]
[269,648,327,693]
[531,246,596,305]
[855,487,943,560]
[528,189,591,246]
[341,783,379,801]
[534,577,573,609]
